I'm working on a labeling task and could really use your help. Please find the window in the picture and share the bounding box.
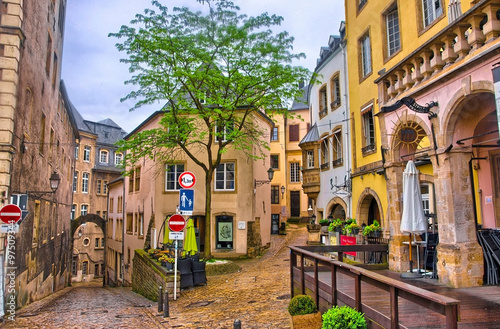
[46,33,52,75]
[215,121,234,142]
[307,150,315,168]
[33,201,40,244]
[270,155,279,170]
[134,167,141,192]
[165,164,184,191]
[422,0,443,28]
[358,0,367,11]
[290,162,300,183]
[115,152,123,166]
[82,172,89,193]
[103,181,108,195]
[117,196,123,213]
[271,186,280,204]
[73,171,78,193]
[52,53,58,89]
[331,75,341,108]
[40,113,46,154]
[320,138,330,170]
[94,264,99,276]
[126,213,133,234]
[72,256,77,276]
[362,106,376,153]
[332,130,343,166]
[95,238,100,248]
[99,150,109,164]
[215,162,235,191]
[216,215,233,249]
[75,145,79,160]
[139,214,144,237]
[271,127,278,141]
[81,204,88,216]
[97,179,102,195]
[360,33,372,78]
[109,198,114,214]
[319,86,328,117]
[82,261,88,275]
[71,204,76,220]
[386,4,400,57]
[83,146,91,162]
[289,124,299,142]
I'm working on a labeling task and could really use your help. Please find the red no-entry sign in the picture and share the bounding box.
[0,204,22,224]
[168,214,186,232]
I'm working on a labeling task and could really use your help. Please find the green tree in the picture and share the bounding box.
[111,0,311,258]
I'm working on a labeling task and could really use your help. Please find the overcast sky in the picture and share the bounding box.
[61,0,345,133]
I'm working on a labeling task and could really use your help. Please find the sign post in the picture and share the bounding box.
[168,214,186,300]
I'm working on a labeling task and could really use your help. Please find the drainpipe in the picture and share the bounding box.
[340,39,351,217]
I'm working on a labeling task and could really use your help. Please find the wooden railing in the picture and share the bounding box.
[289,245,460,329]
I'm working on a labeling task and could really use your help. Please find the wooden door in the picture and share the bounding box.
[290,191,301,217]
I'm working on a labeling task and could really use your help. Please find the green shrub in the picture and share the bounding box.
[322,305,367,329]
[288,295,318,316]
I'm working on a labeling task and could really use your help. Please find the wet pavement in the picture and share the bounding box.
[1,224,307,329]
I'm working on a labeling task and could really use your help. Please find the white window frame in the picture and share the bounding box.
[75,145,79,160]
[73,171,78,193]
[83,146,91,162]
[165,164,185,191]
[71,204,76,220]
[386,5,400,56]
[321,138,329,166]
[115,152,123,166]
[82,172,89,193]
[362,107,375,150]
[422,0,443,28]
[332,130,343,161]
[307,151,314,168]
[215,121,234,142]
[215,162,235,191]
[99,150,109,164]
[81,204,88,216]
[290,162,300,183]
[361,34,372,77]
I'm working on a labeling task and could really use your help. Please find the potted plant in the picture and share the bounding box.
[288,295,322,329]
[158,255,175,270]
[328,218,344,233]
[362,220,382,238]
[322,305,367,329]
[345,219,360,235]
[319,218,331,227]
[147,248,160,258]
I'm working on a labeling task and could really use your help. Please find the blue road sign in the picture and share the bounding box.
[179,189,194,214]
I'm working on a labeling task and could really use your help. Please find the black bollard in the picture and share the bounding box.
[234,319,241,329]
[158,286,163,312]
[163,290,169,317]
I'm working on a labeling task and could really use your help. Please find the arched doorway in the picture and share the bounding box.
[70,214,106,286]
[357,190,383,228]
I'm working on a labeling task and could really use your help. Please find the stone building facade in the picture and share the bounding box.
[0,0,80,309]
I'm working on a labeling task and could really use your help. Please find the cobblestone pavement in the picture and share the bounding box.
[1,224,307,329]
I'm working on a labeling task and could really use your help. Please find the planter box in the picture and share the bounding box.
[290,312,322,329]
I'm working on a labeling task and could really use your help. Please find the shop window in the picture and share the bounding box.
[216,215,233,249]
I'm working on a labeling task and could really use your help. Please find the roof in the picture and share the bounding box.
[299,123,319,145]
[59,81,81,140]
[291,85,309,111]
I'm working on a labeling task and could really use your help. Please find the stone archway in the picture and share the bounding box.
[356,189,384,229]
[70,214,106,286]
[325,197,348,220]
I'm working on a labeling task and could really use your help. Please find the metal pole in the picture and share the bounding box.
[174,239,178,300]
[158,286,163,312]
[163,290,169,317]
[233,319,241,329]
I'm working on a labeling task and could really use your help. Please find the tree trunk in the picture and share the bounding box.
[204,170,213,259]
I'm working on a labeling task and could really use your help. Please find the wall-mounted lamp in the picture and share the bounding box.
[27,171,61,197]
[281,185,285,199]
[307,205,313,217]
[254,168,275,188]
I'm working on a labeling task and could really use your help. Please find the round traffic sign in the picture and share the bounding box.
[0,204,22,224]
[179,171,196,189]
[168,214,186,232]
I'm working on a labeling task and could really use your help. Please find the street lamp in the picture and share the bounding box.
[254,167,275,189]
[307,205,313,217]
[27,171,61,196]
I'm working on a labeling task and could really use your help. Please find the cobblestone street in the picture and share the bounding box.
[1,225,307,329]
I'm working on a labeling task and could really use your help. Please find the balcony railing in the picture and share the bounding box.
[320,162,330,170]
[332,158,343,167]
[319,107,328,117]
[376,0,500,105]
[330,98,341,109]
[361,143,376,154]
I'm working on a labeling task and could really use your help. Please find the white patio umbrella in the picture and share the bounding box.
[400,160,427,278]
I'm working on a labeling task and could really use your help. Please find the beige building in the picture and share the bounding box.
[71,222,105,282]
[0,0,80,310]
[106,178,125,286]
[116,109,274,283]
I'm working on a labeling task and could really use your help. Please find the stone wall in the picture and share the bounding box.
[132,249,179,301]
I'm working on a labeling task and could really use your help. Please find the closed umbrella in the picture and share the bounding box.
[184,218,198,256]
[163,216,173,246]
[400,160,427,278]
